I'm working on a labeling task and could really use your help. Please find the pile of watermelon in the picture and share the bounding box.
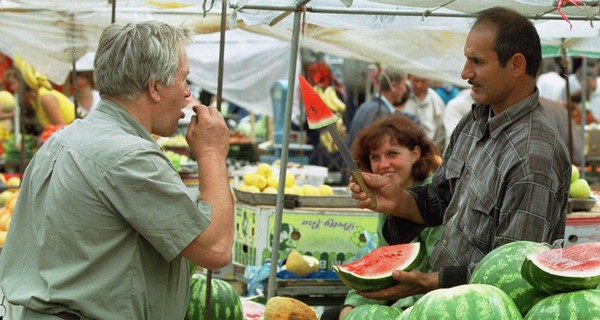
[469,241,600,319]
[333,241,600,319]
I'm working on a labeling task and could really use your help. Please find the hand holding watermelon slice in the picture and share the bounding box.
[334,243,438,300]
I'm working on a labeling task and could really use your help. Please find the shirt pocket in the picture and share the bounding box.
[460,172,496,251]
[443,156,464,181]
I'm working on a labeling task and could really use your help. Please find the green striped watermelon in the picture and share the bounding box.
[333,243,422,292]
[186,273,243,320]
[397,306,413,320]
[469,241,550,316]
[521,242,600,294]
[524,289,600,320]
[344,304,401,319]
[409,284,523,319]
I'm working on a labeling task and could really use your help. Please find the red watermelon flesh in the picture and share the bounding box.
[521,242,600,293]
[333,243,422,292]
[298,74,339,130]
[533,242,600,276]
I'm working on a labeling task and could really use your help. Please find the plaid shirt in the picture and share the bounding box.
[389,90,571,287]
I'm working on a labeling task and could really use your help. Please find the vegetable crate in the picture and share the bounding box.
[233,202,379,271]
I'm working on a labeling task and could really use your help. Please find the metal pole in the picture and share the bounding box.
[561,41,574,163]
[267,1,307,300]
[204,2,229,319]
[229,2,600,21]
[580,57,589,180]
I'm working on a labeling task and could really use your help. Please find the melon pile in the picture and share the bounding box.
[468,241,600,319]
[335,241,600,319]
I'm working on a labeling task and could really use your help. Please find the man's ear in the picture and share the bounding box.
[511,53,527,76]
[148,80,161,101]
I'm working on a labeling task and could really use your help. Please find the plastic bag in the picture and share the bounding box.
[345,231,379,263]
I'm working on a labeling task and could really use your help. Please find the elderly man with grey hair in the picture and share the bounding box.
[0,21,233,319]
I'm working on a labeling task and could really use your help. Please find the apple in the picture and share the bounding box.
[571,164,580,184]
[570,178,591,199]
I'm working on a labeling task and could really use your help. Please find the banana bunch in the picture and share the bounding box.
[319,118,347,153]
[313,85,346,113]
[13,55,52,90]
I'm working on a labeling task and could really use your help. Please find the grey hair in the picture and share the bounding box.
[94,21,191,101]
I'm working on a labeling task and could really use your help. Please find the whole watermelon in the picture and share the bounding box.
[397,306,412,320]
[409,284,523,319]
[343,304,401,320]
[524,289,600,319]
[521,242,600,294]
[186,273,243,320]
[469,241,550,316]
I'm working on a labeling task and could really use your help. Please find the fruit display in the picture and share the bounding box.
[263,296,317,320]
[521,242,600,294]
[0,187,19,247]
[409,284,523,319]
[570,165,592,199]
[284,250,319,277]
[235,162,334,196]
[185,273,243,320]
[40,124,63,143]
[469,241,551,316]
[164,150,189,172]
[343,304,401,320]
[0,90,15,112]
[333,243,423,292]
[524,289,600,320]
[3,134,37,167]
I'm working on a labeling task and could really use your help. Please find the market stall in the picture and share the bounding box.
[2,1,600,318]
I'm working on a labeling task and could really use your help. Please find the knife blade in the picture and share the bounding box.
[325,125,378,210]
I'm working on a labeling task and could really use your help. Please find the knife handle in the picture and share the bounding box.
[351,169,378,210]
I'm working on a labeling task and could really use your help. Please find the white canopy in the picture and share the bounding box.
[1,0,599,114]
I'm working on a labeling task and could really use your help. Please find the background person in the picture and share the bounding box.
[321,114,442,320]
[13,56,75,127]
[346,66,408,146]
[0,20,234,319]
[69,52,101,117]
[350,7,570,302]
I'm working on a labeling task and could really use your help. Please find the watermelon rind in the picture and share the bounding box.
[409,284,523,320]
[524,289,600,320]
[521,242,600,294]
[333,243,422,292]
[397,306,413,320]
[343,304,401,320]
[307,116,339,130]
[469,241,550,316]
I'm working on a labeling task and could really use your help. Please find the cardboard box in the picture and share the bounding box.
[233,202,379,270]
[564,212,600,246]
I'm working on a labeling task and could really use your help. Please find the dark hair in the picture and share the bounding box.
[380,66,404,92]
[474,7,541,78]
[351,114,439,181]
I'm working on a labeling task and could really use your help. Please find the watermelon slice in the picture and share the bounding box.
[298,74,339,130]
[521,242,600,294]
[333,243,422,292]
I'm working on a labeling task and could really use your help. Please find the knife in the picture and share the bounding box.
[298,74,378,210]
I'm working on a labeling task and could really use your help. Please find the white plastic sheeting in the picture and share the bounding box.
[186,29,292,116]
[1,0,599,113]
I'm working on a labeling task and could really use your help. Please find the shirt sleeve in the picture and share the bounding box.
[406,167,452,227]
